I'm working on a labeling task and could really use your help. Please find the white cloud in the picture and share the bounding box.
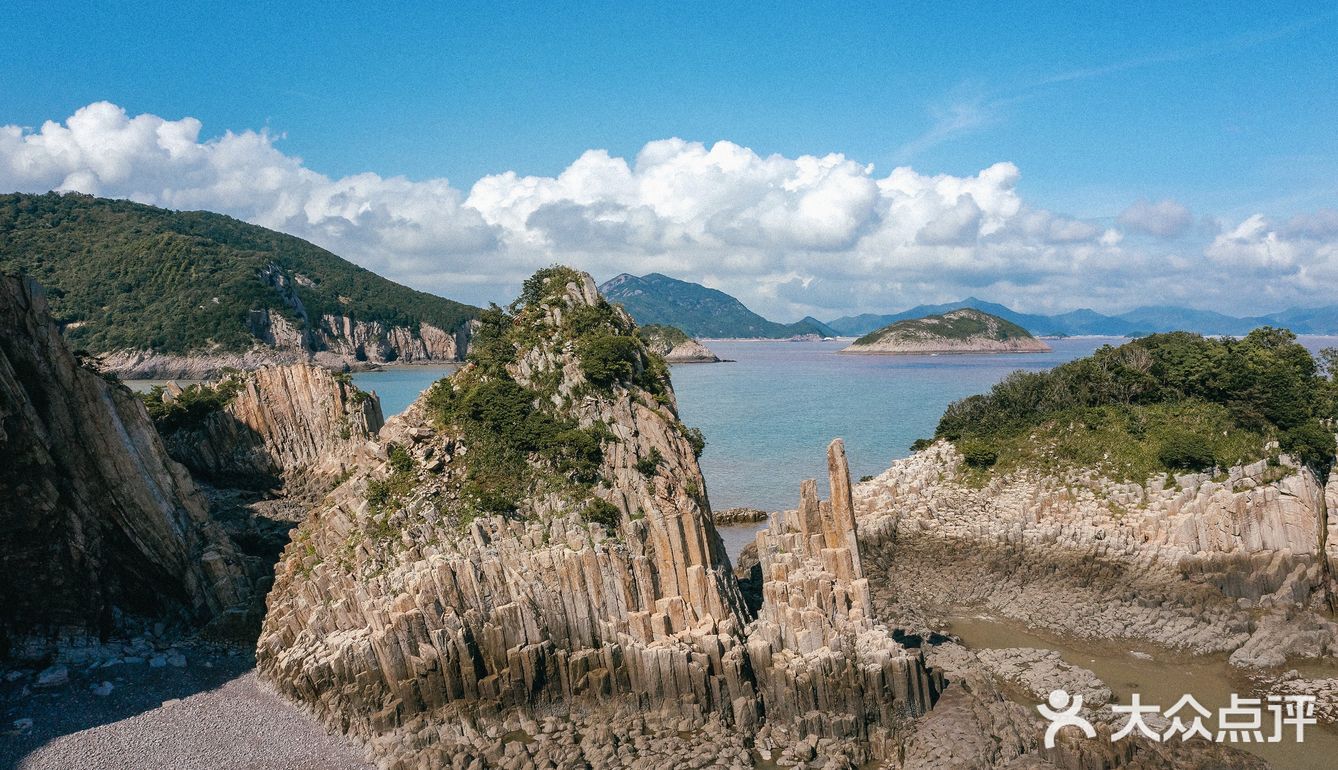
[1118,198,1194,238]
[1,102,1334,319]
[1205,213,1338,297]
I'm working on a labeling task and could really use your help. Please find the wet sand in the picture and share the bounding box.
[947,612,1338,770]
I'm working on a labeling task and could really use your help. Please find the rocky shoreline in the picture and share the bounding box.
[854,441,1338,668]
[712,507,768,525]
[4,267,1337,768]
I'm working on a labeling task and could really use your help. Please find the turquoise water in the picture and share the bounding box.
[341,334,1338,514]
[351,365,458,415]
[349,340,1112,512]
[674,338,1111,511]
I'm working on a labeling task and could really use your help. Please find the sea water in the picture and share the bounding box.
[128,334,1335,555]
[346,338,1113,555]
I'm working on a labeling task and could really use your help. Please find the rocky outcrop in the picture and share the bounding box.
[744,440,938,762]
[0,275,254,658]
[255,270,936,768]
[97,263,472,379]
[660,338,720,363]
[636,324,721,363]
[99,315,469,380]
[713,506,767,525]
[856,442,1338,668]
[160,364,383,488]
[257,270,759,767]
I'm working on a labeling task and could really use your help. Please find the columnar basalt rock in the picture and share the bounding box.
[856,441,1338,667]
[745,439,938,761]
[257,270,760,767]
[0,275,254,656]
[162,363,384,486]
[257,271,950,768]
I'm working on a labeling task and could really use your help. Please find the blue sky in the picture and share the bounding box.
[2,2,1336,318]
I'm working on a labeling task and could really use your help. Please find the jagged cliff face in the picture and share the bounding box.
[0,275,254,657]
[97,264,472,379]
[256,269,935,767]
[257,269,758,765]
[857,442,1338,667]
[160,363,384,488]
[746,440,939,759]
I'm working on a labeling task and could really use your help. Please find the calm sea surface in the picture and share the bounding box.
[125,334,1335,548]
[352,339,1113,514]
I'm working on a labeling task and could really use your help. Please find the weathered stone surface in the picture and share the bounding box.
[0,275,254,657]
[162,363,383,487]
[257,271,759,766]
[744,439,937,761]
[256,273,940,767]
[856,441,1338,667]
[97,263,472,379]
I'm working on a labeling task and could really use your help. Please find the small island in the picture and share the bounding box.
[841,308,1052,355]
[636,323,721,362]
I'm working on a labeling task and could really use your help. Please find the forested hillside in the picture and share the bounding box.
[0,192,476,355]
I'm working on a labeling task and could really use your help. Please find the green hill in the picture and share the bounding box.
[0,192,477,357]
[933,328,1338,483]
[598,272,823,339]
[845,308,1050,354]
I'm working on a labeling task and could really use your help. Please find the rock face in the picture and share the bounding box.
[257,270,758,766]
[842,308,1051,355]
[0,275,254,657]
[745,440,938,760]
[160,364,384,488]
[256,269,933,767]
[660,338,721,363]
[99,264,470,379]
[857,442,1338,667]
[98,315,470,380]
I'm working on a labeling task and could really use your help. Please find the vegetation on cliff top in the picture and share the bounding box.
[0,192,477,355]
[936,329,1338,482]
[138,374,245,433]
[410,266,689,530]
[853,308,1038,347]
[636,323,693,349]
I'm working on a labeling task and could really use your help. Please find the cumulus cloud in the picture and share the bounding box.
[1205,213,1338,297]
[0,102,498,281]
[1,102,1334,319]
[1118,198,1194,238]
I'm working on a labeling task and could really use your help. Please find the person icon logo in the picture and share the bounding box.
[1038,689,1096,748]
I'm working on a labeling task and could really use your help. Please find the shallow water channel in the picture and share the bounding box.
[946,612,1338,769]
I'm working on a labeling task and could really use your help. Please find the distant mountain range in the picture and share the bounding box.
[599,273,827,338]
[827,297,1338,337]
[600,273,1338,339]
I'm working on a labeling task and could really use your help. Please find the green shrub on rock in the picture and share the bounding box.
[1157,431,1215,472]
[935,327,1337,480]
[958,438,998,469]
[580,333,643,387]
[582,499,622,533]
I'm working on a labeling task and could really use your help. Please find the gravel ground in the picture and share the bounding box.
[1,647,371,770]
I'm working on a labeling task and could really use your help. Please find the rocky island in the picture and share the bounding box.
[636,323,721,362]
[842,307,1052,355]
